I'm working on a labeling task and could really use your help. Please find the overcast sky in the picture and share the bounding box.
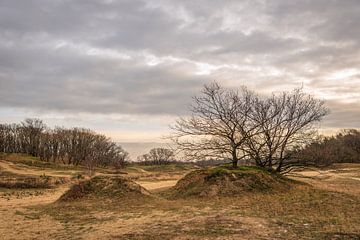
[1,0,360,146]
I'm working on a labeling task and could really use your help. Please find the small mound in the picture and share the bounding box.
[58,176,151,202]
[168,166,297,198]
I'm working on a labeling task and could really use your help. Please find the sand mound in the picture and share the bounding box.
[169,166,296,198]
[58,176,151,201]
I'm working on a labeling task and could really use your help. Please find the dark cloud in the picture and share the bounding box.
[0,0,359,129]
[0,41,205,114]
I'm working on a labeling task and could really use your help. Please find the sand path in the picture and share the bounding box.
[0,160,77,178]
[136,180,178,191]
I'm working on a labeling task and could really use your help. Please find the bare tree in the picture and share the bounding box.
[137,153,151,164]
[171,82,259,168]
[0,119,128,171]
[20,118,46,156]
[110,145,129,172]
[244,89,329,172]
[137,148,175,165]
[171,82,329,172]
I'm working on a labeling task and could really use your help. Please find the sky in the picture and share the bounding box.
[1,0,360,157]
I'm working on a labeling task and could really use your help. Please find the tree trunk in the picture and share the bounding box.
[276,161,282,172]
[268,155,273,168]
[232,160,238,168]
[231,148,238,168]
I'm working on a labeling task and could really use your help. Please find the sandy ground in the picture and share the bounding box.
[0,160,78,178]
[0,160,72,239]
[1,160,360,239]
[0,185,69,239]
[287,164,360,195]
[0,160,185,239]
[135,180,178,190]
[0,158,181,192]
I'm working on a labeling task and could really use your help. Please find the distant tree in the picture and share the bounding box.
[193,158,229,167]
[295,129,360,165]
[0,119,128,172]
[137,153,151,164]
[341,129,360,158]
[107,144,129,172]
[20,118,47,156]
[0,123,21,153]
[137,148,175,165]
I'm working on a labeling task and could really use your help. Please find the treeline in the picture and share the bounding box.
[0,119,128,170]
[192,159,229,167]
[137,148,175,165]
[295,129,360,165]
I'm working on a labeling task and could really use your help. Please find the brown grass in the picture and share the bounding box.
[58,176,151,202]
[0,155,360,239]
[27,184,359,239]
[167,166,299,198]
[0,170,68,189]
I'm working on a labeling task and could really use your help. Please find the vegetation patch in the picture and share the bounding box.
[0,153,84,171]
[167,166,299,198]
[58,176,151,202]
[134,163,194,172]
[0,171,67,189]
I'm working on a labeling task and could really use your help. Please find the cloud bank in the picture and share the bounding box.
[1,0,359,140]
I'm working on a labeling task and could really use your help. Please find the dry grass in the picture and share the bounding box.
[58,176,151,202]
[0,170,68,189]
[24,184,359,239]
[1,154,360,239]
[166,166,299,198]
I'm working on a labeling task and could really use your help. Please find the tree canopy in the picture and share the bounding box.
[171,82,329,172]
